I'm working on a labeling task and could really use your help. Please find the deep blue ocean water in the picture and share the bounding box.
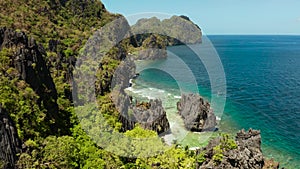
[133,35,300,168]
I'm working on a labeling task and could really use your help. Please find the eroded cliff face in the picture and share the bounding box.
[131,99,170,134]
[0,28,67,135]
[198,129,280,169]
[177,93,217,132]
[130,15,202,60]
[111,59,170,134]
[116,98,170,134]
[0,107,21,169]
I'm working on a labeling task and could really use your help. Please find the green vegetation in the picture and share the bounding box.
[0,49,50,140]
[17,125,123,168]
[0,0,221,168]
[0,160,4,169]
[132,16,202,46]
[212,134,238,164]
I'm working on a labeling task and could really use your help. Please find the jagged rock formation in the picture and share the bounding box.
[110,58,136,130]
[117,99,170,134]
[0,107,21,169]
[198,129,280,169]
[76,15,133,97]
[111,59,170,134]
[177,93,217,132]
[114,94,170,134]
[131,99,170,134]
[0,27,64,135]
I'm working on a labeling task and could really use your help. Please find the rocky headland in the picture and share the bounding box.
[197,129,280,169]
[131,15,202,60]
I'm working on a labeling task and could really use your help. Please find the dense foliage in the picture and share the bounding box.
[0,0,232,168]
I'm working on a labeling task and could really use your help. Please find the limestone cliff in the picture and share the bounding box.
[111,59,170,134]
[132,16,202,46]
[0,107,21,169]
[131,99,170,134]
[0,28,67,136]
[131,15,202,60]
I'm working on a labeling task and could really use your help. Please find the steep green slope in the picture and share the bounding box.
[0,0,280,168]
[0,0,126,168]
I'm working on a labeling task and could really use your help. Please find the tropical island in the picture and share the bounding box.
[0,0,282,168]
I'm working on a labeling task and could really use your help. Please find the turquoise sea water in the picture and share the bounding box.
[130,35,300,168]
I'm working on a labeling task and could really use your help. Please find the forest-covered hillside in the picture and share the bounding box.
[0,0,279,168]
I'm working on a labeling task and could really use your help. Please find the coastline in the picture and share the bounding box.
[126,60,229,147]
[128,50,298,168]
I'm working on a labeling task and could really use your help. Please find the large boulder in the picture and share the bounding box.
[131,99,170,134]
[114,92,170,135]
[177,93,217,132]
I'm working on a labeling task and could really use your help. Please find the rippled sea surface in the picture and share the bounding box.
[133,35,300,168]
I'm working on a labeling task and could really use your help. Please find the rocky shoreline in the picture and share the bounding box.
[123,66,282,168]
[125,80,282,168]
[124,51,283,168]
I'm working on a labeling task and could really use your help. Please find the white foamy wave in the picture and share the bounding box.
[130,87,166,101]
[174,95,181,99]
[216,116,221,121]
[158,89,165,93]
[130,89,142,94]
[125,87,133,91]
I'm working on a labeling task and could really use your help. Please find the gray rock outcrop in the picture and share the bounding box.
[0,107,21,169]
[198,129,280,169]
[132,15,202,46]
[131,99,170,134]
[113,92,170,134]
[131,15,202,60]
[177,93,217,132]
[111,59,170,134]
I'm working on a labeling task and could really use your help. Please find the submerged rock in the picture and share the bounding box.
[177,93,217,132]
